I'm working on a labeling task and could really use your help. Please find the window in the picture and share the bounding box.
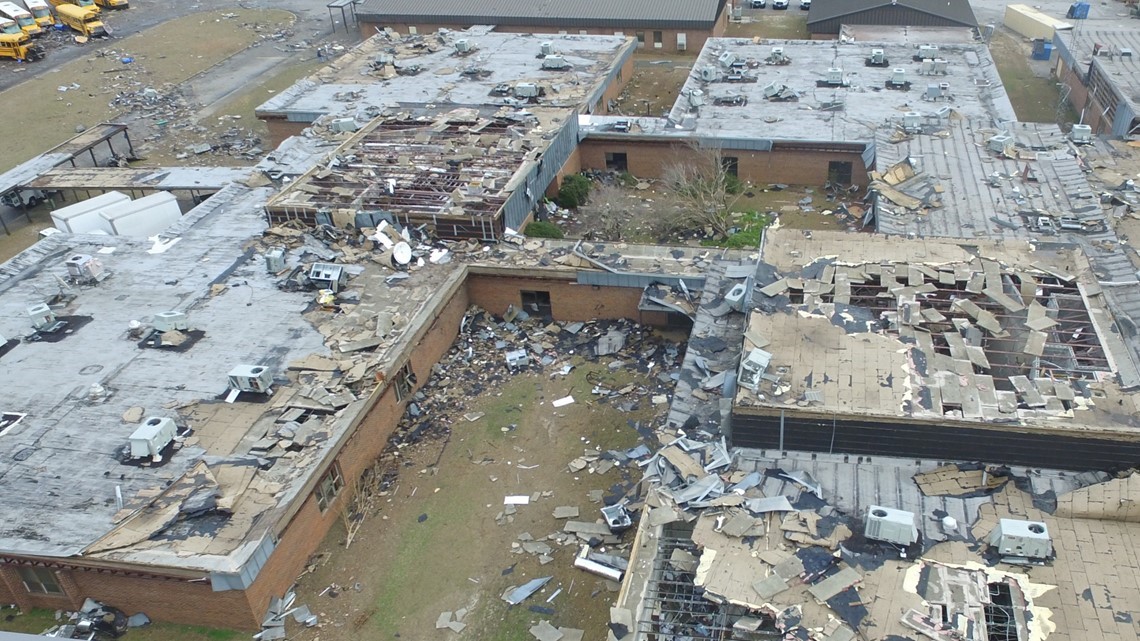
[315,463,344,512]
[605,152,629,172]
[394,361,416,402]
[19,567,62,595]
[407,25,417,34]
[614,31,624,37]
[521,290,553,319]
[635,31,645,47]
[721,156,739,178]
[677,33,687,51]
[579,30,588,35]
[827,161,853,185]
[653,31,663,48]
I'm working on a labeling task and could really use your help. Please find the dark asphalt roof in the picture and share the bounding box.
[807,0,977,27]
[356,0,725,29]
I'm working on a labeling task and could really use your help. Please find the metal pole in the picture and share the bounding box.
[778,409,785,453]
[829,417,836,454]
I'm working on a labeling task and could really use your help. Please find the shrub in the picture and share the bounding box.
[554,174,591,209]
[525,220,564,239]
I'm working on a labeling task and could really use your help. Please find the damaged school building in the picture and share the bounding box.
[3,20,1140,641]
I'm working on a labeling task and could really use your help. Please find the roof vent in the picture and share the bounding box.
[228,364,273,395]
[128,417,177,462]
[700,65,719,82]
[541,54,570,70]
[724,283,748,312]
[717,51,737,69]
[987,133,1013,153]
[988,518,1052,563]
[540,41,554,56]
[1070,123,1093,143]
[687,89,705,108]
[864,505,919,547]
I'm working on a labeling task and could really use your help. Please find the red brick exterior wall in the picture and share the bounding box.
[0,270,653,630]
[577,139,869,187]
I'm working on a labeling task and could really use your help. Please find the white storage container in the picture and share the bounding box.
[99,191,182,237]
[50,191,130,234]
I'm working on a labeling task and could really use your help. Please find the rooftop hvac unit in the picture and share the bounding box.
[890,68,906,85]
[933,58,948,74]
[724,282,748,312]
[738,347,772,392]
[329,118,359,133]
[265,247,286,273]
[540,41,554,56]
[128,417,177,461]
[939,81,950,94]
[864,506,919,546]
[541,54,570,70]
[687,89,705,108]
[921,58,935,74]
[903,111,922,132]
[925,83,942,100]
[988,133,1013,153]
[870,49,885,65]
[504,348,529,369]
[228,364,273,394]
[717,51,737,69]
[153,311,189,333]
[700,65,718,82]
[988,519,1052,561]
[27,303,55,330]
[514,82,540,98]
[1122,47,1133,57]
[454,38,471,53]
[309,262,347,292]
[771,46,784,57]
[935,105,953,119]
[763,81,781,98]
[1070,123,1093,142]
[826,67,843,85]
[918,44,939,58]
[65,253,106,283]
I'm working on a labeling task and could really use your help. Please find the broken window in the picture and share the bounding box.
[19,567,62,595]
[521,290,553,319]
[635,31,645,47]
[828,161,853,185]
[394,362,416,402]
[605,152,628,172]
[315,463,344,512]
[721,156,739,178]
[653,31,663,48]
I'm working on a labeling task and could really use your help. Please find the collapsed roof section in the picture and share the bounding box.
[740,228,1138,429]
[264,106,573,241]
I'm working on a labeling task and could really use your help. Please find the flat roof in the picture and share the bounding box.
[807,0,977,28]
[739,227,1140,430]
[355,0,724,29]
[1056,28,1140,118]
[838,24,979,44]
[665,38,1014,144]
[255,27,634,125]
[29,166,253,192]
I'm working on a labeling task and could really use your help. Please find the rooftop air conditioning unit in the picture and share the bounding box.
[724,282,748,312]
[935,105,953,119]
[903,111,922,132]
[65,253,106,283]
[826,67,843,85]
[870,49,885,64]
[921,59,935,74]
[688,89,705,107]
[988,519,1052,561]
[763,81,781,98]
[890,68,906,85]
[1070,123,1093,143]
[925,83,941,100]
[988,133,1013,153]
[933,58,948,74]
[27,303,55,330]
[309,262,347,292]
[772,46,784,56]
[329,118,359,133]
[864,506,919,546]
[541,54,570,70]
[128,417,177,461]
[228,364,273,394]
[717,51,737,69]
[454,38,471,53]
[265,247,286,273]
[939,81,950,95]
[700,65,719,82]
[153,311,189,333]
[1122,47,1133,57]
[540,41,554,56]
[919,44,939,58]
[515,82,540,98]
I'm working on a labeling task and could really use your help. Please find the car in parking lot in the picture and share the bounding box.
[800,0,811,8]
[772,0,788,8]
[751,0,766,7]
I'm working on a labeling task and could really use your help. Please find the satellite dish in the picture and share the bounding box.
[392,242,412,266]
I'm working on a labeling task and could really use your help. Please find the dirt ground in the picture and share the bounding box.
[288,319,675,641]
[988,30,1076,125]
[725,13,810,39]
[611,54,693,117]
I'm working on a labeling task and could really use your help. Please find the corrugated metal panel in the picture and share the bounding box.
[808,0,975,29]
[209,533,276,591]
[1112,102,1137,137]
[357,0,723,28]
[286,112,325,123]
[809,4,975,33]
[503,115,581,232]
[577,270,705,290]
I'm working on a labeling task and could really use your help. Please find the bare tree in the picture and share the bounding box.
[579,183,636,241]
[660,143,742,239]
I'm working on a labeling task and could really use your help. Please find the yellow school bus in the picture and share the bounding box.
[21,0,54,29]
[0,2,42,36]
[0,28,43,60]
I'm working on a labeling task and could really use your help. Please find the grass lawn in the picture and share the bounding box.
[1,608,242,641]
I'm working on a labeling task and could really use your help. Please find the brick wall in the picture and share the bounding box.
[577,139,869,187]
[466,268,644,321]
[1056,57,1097,132]
[358,21,716,54]
[263,120,309,150]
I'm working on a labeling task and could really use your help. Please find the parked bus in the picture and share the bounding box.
[0,2,41,36]
[55,2,104,36]
[21,0,54,29]
[47,0,97,14]
[0,28,43,60]
[0,16,21,34]
[92,0,125,10]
